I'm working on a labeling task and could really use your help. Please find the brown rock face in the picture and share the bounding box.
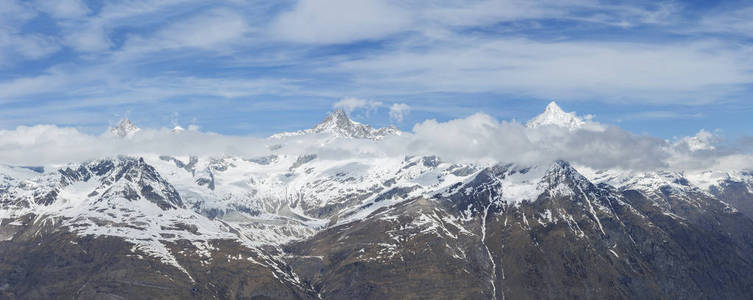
[3,160,753,299]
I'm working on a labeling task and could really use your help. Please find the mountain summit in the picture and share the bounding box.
[312,109,355,132]
[108,118,141,138]
[271,109,401,140]
[526,101,585,130]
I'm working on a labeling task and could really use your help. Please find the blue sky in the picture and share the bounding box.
[1,0,752,139]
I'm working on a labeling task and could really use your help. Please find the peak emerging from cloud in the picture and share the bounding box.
[526,101,585,130]
[108,118,140,138]
[270,108,400,140]
[0,102,748,174]
[526,101,603,131]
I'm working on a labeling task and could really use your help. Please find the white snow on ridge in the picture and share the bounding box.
[2,104,753,277]
[526,101,586,130]
[499,166,546,204]
[0,153,493,271]
[525,101,607,133]
[146,154,485,229]
[0,161,239,278]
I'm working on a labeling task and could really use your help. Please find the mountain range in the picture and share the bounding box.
[2,103,753,299]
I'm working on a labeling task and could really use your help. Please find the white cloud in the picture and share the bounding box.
[117,8,249,56]
[34,0,90,19]
[155,8,249,49]
[335,37,752,104]
[0,125,267,165]
[333,97,383,113]
[0,110,745,173]
[1,0,751,134]
[621,111,704,121]
[699,6,753,37]
[0,0,60,62]
[419,0,563,27]
[64,26,111,52]
[0,0,37,23]
[271,0,411,44]
[0,32,60,61]
[270,0,674,44]
[388,103,410,123]
[0,72,67,100]
[673,129,718,152]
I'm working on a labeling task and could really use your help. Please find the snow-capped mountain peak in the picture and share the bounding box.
[270,109,401,140]
[540,160,591,189]
[313,108,352,131]
[109,118,141,138]
[526,101,585,130]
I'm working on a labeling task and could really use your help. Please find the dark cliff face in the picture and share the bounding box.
[2,159,753,299]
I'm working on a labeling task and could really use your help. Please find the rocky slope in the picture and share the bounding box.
[2,107,753,299]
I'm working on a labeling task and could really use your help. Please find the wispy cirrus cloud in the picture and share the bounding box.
[33,0,90,19]
[620,111,704,121]
[0,0,752,138]
[121,8,250,54]
[699,5,753,38]
[332,97,383,113]
[389,103,410,123]
[270,0,411,44]
[334,37,752,104]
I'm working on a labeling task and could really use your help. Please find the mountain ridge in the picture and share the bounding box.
[2,105,753,299]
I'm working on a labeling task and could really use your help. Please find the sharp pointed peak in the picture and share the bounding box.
[545,160,577,174]
[552,159,572,168]
[541,160,592,194]
[542,160,591,187]
[331,108,348,117]
[526,101,585,130]
[315,108,356,129]
[109,117,141,138]
[326,108,355,123]
[117,117,134,125]
[544,101,564,112]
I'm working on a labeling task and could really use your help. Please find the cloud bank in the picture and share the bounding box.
[0,112,749,173]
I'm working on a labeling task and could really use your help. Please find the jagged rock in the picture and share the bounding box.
[2,107,753,298]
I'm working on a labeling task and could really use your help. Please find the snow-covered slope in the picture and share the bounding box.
[3,106,751,253]
[2,105,753,298]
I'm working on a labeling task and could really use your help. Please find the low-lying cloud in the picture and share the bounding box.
[0,113,749,172]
